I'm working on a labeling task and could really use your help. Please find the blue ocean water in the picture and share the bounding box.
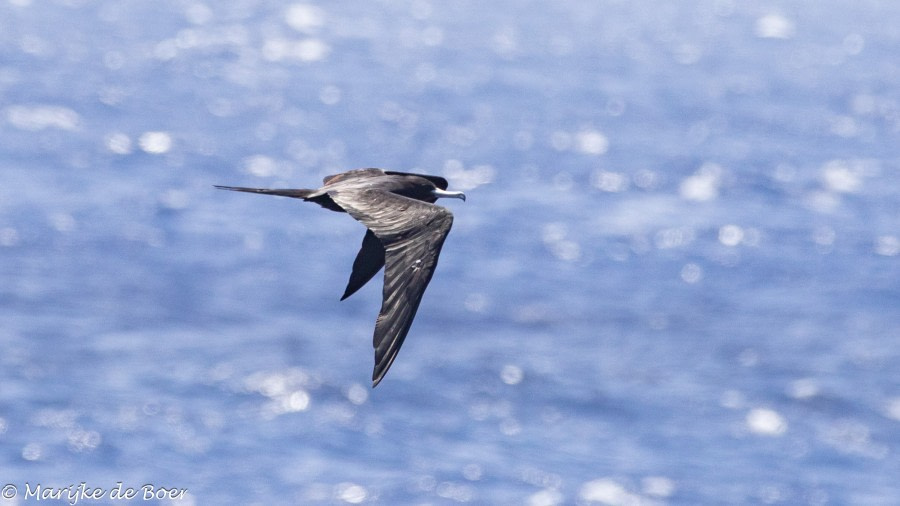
[1,1,899,504]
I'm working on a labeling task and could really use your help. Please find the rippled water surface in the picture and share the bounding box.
[2,1,899,504]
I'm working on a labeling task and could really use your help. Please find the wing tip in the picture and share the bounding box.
[371,341,403,388]
[371,371,385,388]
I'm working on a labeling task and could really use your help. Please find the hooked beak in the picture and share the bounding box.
[432,188,467,202]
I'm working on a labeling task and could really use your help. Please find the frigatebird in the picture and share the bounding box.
[215,168,466,387]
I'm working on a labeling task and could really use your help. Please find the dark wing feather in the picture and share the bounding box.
[323,168,385,186]
[328,189,454,387]
[341,229,385,301]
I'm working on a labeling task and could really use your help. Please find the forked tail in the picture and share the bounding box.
[214,185,315,199]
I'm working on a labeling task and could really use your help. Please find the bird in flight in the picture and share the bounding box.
[215,168,466,387]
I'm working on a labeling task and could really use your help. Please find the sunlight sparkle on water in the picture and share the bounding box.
[464,293,490,313]
[679,163,723,201]
[755,13,795,39]
[746,408,788,436]
[542,222,582,262]
[105,133,133,154]
[575,129,610,155]
[642,476,676,498]
[442,160,495,190]
[875,236,900,256]
[821,159,865,193]
[243,368,314,418]
[718,225,744,246]
[500,364,524,385]
[243,154,279,177]
[680,263,703,283]
[138,131,173,154]
[787,378,820,400]
[262,38,330,62]
[6,105,80,131]
[527,488,564,506]
[185,3,213,25]
[22,442,42,461]
[885,398,900,422]
[591,170,629,192]
[285,3,325,33]
[579,478,645,506]
[345,383,368,405]
[335,482,367,504]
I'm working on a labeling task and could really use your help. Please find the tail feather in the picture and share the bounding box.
[214,185,315,199]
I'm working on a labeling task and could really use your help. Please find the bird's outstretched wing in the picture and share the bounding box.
[322,168,385,186]
[341,229,385,301]
[328,189,454,387]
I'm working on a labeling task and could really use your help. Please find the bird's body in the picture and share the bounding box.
[216,168,465,387]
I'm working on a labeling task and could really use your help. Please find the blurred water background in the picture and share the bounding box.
[1,1,899,504]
